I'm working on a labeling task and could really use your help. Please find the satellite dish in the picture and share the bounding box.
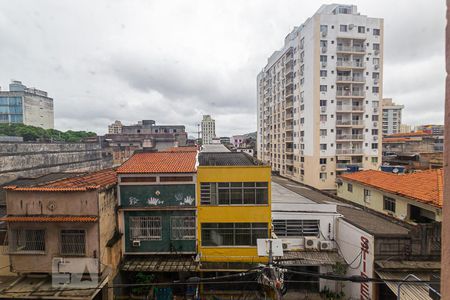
[392,168,399,174]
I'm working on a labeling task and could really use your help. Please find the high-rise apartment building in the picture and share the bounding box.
[0,80,54,129]
[257,4,383,190]
[382,98,403,135]
[201,115,216,144]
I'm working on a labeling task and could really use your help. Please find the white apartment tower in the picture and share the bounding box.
[201,115,216,144]
[257,4,383,190]
[382,98,404,135]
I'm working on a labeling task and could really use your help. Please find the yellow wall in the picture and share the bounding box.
[197,166,271,263]
[337,180,441,223]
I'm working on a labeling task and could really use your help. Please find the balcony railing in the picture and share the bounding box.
[336,105,364,112]
[336,46,366,53]
[286,100,293,109]
[337,90,365,97]
[336,163,363,169]
[336,76,365,82]
[336,134,364,140]
[336,149,364,155]
[285,113,294,120]
[285,77,294,86]
[286,159,294,165]
[336,61,365,68]
[336,120,352,126]
[286,148,294,153]
[285,125,294,131]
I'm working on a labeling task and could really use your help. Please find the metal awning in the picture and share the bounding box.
[376,270,433,300]
[121,256,197,272]
[275,251,345,266]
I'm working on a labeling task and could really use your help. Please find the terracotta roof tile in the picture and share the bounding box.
[4,169,117,192]
[117,151,197,174]
[0,216,98,222]
[340,169,443,207]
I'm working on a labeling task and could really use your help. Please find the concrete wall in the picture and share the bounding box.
[337,180,441,222]
[0,142,112,184]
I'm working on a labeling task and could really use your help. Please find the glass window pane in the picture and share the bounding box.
[243,189,256,204]
[256,189,268,204]
[218,189,230,204]
[230,189,242,204]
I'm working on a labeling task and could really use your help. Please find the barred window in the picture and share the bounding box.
[60,229,86,256]
[171,216,195,240]
[200,182,268,205]
[130,216,162,240]
[10,229,45,253]
[273,219,320,237]
[201,223,268,246]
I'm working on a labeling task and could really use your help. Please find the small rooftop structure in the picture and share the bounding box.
[339,169,443,208]
[198,152,258,166]
[117,151,197,174]
[3,169,117,192]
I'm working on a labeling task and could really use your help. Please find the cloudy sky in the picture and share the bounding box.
[0,0,445,137]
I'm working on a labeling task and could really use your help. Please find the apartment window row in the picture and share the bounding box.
[9,229,86,256]
[200,182,269,205]
[273,219,320,237]
[130,216,195,241]
[201,223,268,246]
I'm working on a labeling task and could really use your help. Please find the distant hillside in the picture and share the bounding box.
[244,132,257,139]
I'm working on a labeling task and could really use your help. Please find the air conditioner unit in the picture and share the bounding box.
[321,62,327,68]
[373,136,378,141]
[374,50,380,55]
[349,24,355,30]
[320,106,326,113]
[374,79,379,85]
[321,47,327,53]
[374,64,379,70]
[282,239,303,251]
[319,241,334,251]
[304,237,320,250]
[132,240,141,247]
[320,165,326,171]
[373,122,378,127]
[321,31,327,37]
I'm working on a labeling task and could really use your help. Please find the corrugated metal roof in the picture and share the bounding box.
[121,255,197,272]
[376,271,433,300]
[275,251,345,266]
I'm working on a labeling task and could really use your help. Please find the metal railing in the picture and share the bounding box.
[336,163,363,169]
[336,46,366,53]
[336,134,364,140]
[336,149,363,155]
[336,61,365,68]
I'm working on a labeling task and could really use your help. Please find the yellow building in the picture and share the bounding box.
[196,152,271,266]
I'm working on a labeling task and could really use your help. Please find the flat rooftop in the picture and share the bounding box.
[201,144,230,153]
[198,152,260,166]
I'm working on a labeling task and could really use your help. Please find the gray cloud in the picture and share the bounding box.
[0,0,445,136]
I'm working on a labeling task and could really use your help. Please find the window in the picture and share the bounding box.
[372,87,379,93]
[320,70,327,77]
[373,28,380,36]
[383,196,396,212]
[273,220,320,237]
[319,158,327,164]
[10,229,45,253]
[320,25,328,33]
[320,144,327,151]
[373,43,380,51]
[347,183,353,192]
[372,115,379,121]
[320,129,327,137]
[364,189,371,202]
[372,129,378,135]
[171,216,195,240]
[60,230,86,256]
[121,177,156,183]
[340,25,347,32]
[320,172,327,180]
[372,143,378,149]
[320,115,327,122]
[373,58,380,65]
[358,26,365,33]
[320,55,327,63]
[371,157,378,163]
[201,223,268,246]
[320,85,327,92]
[372,72,380,79]
[160,176,193,182]
[320,40,327,48]
[320,100,327,107]
[200,182,269,205]
[130,216,162,240]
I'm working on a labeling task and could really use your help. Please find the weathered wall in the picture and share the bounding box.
[0,142,112,184]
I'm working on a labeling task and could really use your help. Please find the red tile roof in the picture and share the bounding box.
[117,151,198,174]
[0,216,98,222]
[340,169,443,208]
[4,169,117,192]
[382,137,409,143]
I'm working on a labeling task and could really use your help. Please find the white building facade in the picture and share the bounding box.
[382,98,403,135]
[108,120,123,134]
[257,4,383,190]
[201,115,216,144]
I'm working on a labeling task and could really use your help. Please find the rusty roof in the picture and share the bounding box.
[3,169,117,192]
[0,216,98,222]
[117,151,197,174]
[121,255,197,272]
[340,169,443,208]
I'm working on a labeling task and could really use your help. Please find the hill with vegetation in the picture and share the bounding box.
[0,124,96,142]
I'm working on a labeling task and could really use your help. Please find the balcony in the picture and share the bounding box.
[285,135,293,142]
[352,120,364,126]
[336,134,364,140]
[336,163,363,169]
[336,90,365,97]
[336,149,364,155]
[286,147,294,154]
[336,120,352,126]
[285,88,294,98]
[286,100,293,109]
[336,105,364,112]
[285,124,294,131]
[285,76,294,87]
[285,113,294,120]
[336,45,366,53]
[336,61,365,69]
[286,159,294,165]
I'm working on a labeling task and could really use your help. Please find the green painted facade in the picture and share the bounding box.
[124,210,196,253]
[120,184,195,207]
